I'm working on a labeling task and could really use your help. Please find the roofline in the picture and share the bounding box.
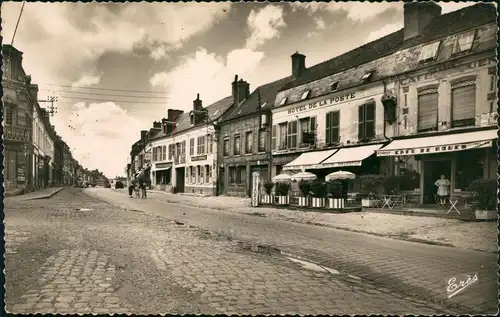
[220,107,272,125]
[282,19,496,91]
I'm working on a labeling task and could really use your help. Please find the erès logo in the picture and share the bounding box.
[446,273,478,299]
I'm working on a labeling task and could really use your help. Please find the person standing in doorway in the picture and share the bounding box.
[435,174,451,205]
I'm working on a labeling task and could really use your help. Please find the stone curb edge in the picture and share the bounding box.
[24,187,66,201]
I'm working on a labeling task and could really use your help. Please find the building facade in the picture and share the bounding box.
[149,94,234,195]
[2,45,35,192]
[217,75,292,197]
[32,102,55,188]
[376,2,497,204]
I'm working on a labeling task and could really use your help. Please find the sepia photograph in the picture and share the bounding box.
[1,0,498,315]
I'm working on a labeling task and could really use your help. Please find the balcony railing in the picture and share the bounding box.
[3,125,31,142]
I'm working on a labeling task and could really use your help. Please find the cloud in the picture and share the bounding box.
[366,22,403,43]
[315,18,326,30]
[71,73,102,87]
[246,5,287,50]
[290,2,399,21]
[51,101,148,177]
[150,47,264,113]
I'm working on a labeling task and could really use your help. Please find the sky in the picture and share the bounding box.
[1,1,477,178]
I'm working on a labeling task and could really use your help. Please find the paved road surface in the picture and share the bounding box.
[92,188,497,314]
[4,187,466,315]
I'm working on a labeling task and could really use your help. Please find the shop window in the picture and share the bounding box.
[451,30,475,55]
[418,41,440,63]
[223,138,229,156]
[205,164,210,183]
[417,88,438,132]
[358,102,375,141]
[455,150,484,190]
[271,125,277,150]
[451,80,476,128]
[258,130,266,152]
[229,167,237,184]
[287,121,297,149]
[245,131,253,154]
[234,135,241,155]
[325,111,340,145]
[397,156,421,191]
[189,138,195,156]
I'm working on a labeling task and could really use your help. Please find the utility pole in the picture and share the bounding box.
[38,96,58,116]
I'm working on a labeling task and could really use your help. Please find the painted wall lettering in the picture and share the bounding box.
[287,93,356,115]
[400,57,496,85]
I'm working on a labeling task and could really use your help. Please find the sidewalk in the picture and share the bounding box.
[5,187,65,201]
[146,189,497,253]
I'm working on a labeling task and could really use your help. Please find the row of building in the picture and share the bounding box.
[128,3,497,205]
[2,44,98,193]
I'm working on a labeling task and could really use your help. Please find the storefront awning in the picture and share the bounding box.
[376,129,498,157]
[321,144,384,168]
[154,167,171,172]
[283,149,338,171]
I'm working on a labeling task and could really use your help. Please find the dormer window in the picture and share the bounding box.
[330,81,339,92]
[452,30,475,55]
[213,110,220,116]
[361,71,374,82]
[279,97,288,106]
[300,90,311,100]
[419,41,441,63]
[190,113,195,125]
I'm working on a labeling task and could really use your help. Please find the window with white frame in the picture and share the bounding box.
[181,141,186,155]
[451,30,475,55]
[278,122,287,149]
[418,41,441,62]
[233,135,241,155]
[417,88,439,132]
[451,80,476,128]
[197,136,205,154]
[207,134,213,153]
[152,147,157,162]
[168,144,173,160]
[287,121,298,149]
[189,138,195,155]
[299,117,316,145]
[162,145,167,161]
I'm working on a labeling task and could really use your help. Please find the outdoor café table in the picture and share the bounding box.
[380,195,405,209]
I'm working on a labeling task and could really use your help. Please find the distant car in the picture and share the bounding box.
[104,183,111,188]
[115,181,124,189]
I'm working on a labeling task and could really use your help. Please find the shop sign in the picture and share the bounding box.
[155,162,172,169]
[377,140,492,157]
[322,160,363,168]
[287,92,357,115]
[251,172,260,207]
[17,166,26,182]
[283,164,325,171]
[400,57,496,85]
[191,155,207,161]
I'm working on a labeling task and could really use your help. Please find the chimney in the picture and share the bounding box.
[237,79,250,104]
[167,109,184,122]
[404,2,442,41]
[140,130,147,141]
[291,52,306,77]
[193,93,203,111]
[232,75,239,106]
[153,121,161,129]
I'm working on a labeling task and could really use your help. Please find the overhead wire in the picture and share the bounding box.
[39,83,169,94]
[41,89,169,99]
[56,96,168,104]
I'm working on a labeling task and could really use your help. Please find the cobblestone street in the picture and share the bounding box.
[4,187,474,315]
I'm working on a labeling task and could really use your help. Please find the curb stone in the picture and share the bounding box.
[23,187,65,201]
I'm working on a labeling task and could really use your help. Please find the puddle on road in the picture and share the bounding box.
[287,257,340,274]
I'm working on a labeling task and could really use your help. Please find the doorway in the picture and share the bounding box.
[423,160,451,204]
[219,167,225,195]
[175,167,185,193]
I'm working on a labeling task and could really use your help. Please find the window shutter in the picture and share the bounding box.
[291,121,297,148]
[272,125,277,150]
[452,81,476,122]
[417,89,439,131]
[365,102,375,139]
[287,122,292,148]
[332,111,340,143]
[325,112,331,145]
[358,106,365,140]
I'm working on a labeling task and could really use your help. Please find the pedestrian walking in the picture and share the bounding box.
[435,174,450,205]
[128,177,136,198]
[139,180,147,199]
